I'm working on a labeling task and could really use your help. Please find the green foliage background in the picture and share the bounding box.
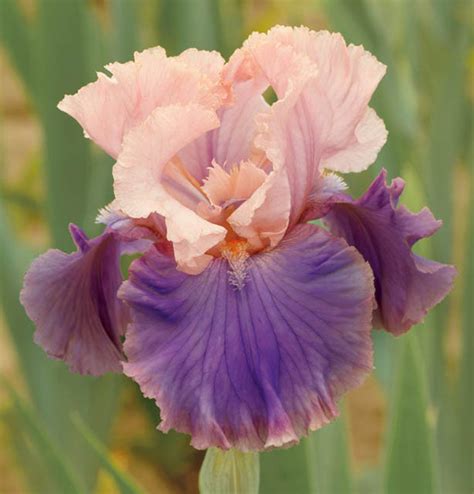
[0,1,472,493]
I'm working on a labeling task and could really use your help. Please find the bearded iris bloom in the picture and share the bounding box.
[21,26,455,451]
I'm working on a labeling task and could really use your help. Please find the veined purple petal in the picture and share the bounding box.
[120,224,375,451]
[21,224,128,375]
[324,169,456,335]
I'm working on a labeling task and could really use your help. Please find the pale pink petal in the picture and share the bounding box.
[225,26,386,231]
[202,161,267,206]
[58,47,229,158]
[201,163,230,204]
[228,169,291,250]
[113,104,226,274]
[178,79,269,180]
[176,48,231,103]
[227,30,330,227]
[322,107,387,172]
[240,26,387,173]
[231,161,268,200]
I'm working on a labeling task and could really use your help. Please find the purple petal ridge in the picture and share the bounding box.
[20,224,127,375]
[120,224,375,451]
[324,169,456,335]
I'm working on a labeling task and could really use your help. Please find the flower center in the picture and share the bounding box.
[163,158,268,255]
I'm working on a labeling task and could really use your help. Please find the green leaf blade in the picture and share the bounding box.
[384,335,438,494]
[306,413,353,494]
[72,413,144,494]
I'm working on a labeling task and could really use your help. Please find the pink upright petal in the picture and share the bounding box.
[226,30,327,226]
[58,47,229,158]
[225,26,386,229]
[322,107,387,173]
[113,104,227,274]
[242,26,387,173]
[227,169,291,250]
[202,161,267,206]
[178,78,269,180]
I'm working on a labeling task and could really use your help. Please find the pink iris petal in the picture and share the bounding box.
[227,169,291,250]
[227,33,325,228]
[179,78,269,181]
[58,47,230,158]
[324,169,456,334]
[225,26,387,230]
[238,26,388,174]
[20,225,128,375]
[202,161,267,207]
[113,104,227,274]
[120,224,375,451]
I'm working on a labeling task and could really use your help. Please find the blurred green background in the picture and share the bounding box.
[0,0,472,493]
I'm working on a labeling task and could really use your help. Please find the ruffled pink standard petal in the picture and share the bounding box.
[20,225,127,375]
[113,104,227,274]
[227,169,291,250]
[241,26,387,173]
[58,47,229,158]
[121,224,375,451]
[228,32,327,227]
[178,78,269,180]
[324,169,456,334]
[225,26,387,232]
[202,161,267,206]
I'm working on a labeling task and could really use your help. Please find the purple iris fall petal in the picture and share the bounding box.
[20,224,128,375]
[324,169,456,335]
[120,224,375,451]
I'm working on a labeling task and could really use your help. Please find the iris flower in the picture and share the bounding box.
[21,26,455,451]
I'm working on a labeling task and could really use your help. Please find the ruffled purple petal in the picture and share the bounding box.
[21,224,129,375]
[324,169,456,335]
[120,224,375,451]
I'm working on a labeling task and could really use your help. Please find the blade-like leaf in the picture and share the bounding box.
[306,412,353,494]
[384,334,438,494]
[261,413,353,494]
[157,0,220,54]
[458,170,473,493]
[372,330,398,392]
[3,381,83,494]
[34,0,92,248]
[110,0,140,61]
[72,413,144,494]
[0,0,36,99]
[260,441,311,493]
